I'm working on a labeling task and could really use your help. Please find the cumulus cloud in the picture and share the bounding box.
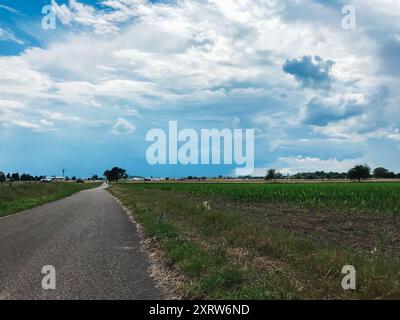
[249,155,376,176]
[302,96,363,126]
[282,55,335,90]
[312,86,396,141]
[111,117,135,135]
[51,0,137,34]
[268,156,371,175]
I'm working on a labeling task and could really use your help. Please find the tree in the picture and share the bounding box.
[11,173,20,181]
[348,164,371,182]
[373,167,396,179]
[103,167,127,182]
[275,172,283,179]
[265,168,277,181]
[387,172,397,179]
[91,175,99,181]
[21,173,35,181]
[0,172,5,182]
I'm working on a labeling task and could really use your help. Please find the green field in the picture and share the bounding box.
[130,182,400,217]
[110,182,400,299]
[0,182,101,217]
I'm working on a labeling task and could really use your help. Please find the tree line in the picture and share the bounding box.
[0,172,44,182]
[265,165,400,182]
[1,165,399,183]
[0,172,103,182]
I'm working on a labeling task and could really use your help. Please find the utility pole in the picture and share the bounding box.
[62,167,65,177]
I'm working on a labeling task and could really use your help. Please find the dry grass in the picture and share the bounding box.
[110,194,185,299]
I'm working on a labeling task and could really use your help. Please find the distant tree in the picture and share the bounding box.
[387,172,397,178]
[11,173,20,181]
[0,172,5,182]
[265,169,277,181]
[20,173,35,181]
[71,176,77,181]
[348,164,371,182]
[275,172,283,179]
[290,171,348,180]
[373,167,396,179]
[103,167,127,182]
[373,167,389,178]
[91,175,99,181]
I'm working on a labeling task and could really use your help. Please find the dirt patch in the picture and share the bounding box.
[217,199,400,255]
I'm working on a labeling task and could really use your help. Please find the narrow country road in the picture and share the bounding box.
[0,184,163,300]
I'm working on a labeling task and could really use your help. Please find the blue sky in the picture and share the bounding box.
[0,0,399,178]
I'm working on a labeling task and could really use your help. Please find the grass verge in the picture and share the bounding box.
[0,182,101,218]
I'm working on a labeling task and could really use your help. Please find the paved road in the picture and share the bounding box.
[0,184,163,300]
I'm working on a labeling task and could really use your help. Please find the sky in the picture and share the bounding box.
[0,0,399,178]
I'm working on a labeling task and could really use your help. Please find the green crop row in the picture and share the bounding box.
[125,182,400,216]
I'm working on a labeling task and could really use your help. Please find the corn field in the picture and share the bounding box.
[132,182,400,217]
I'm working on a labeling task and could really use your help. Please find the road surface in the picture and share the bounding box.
[0,184,163,300]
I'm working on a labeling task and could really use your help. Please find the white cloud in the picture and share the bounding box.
[7,0,383,113]
[111,117,136,135]
[255,156,373,175]
[0,27,24,45]
[12,120,41,129]
[0,99,24,110]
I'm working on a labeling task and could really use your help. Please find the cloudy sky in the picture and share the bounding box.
[0,0,399,177]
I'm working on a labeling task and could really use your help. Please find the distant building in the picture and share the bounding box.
[41,176,65,182]
[131,177,145,181]
[52,176,66,181]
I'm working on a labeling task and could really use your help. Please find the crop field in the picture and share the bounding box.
[110,182,400,299]
[130,182,400,217]
[0,182,101,218]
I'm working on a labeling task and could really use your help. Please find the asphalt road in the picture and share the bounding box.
[0,184,163,300]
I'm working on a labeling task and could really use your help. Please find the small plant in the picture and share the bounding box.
[393,210,398,225]
[202,200,211,210]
